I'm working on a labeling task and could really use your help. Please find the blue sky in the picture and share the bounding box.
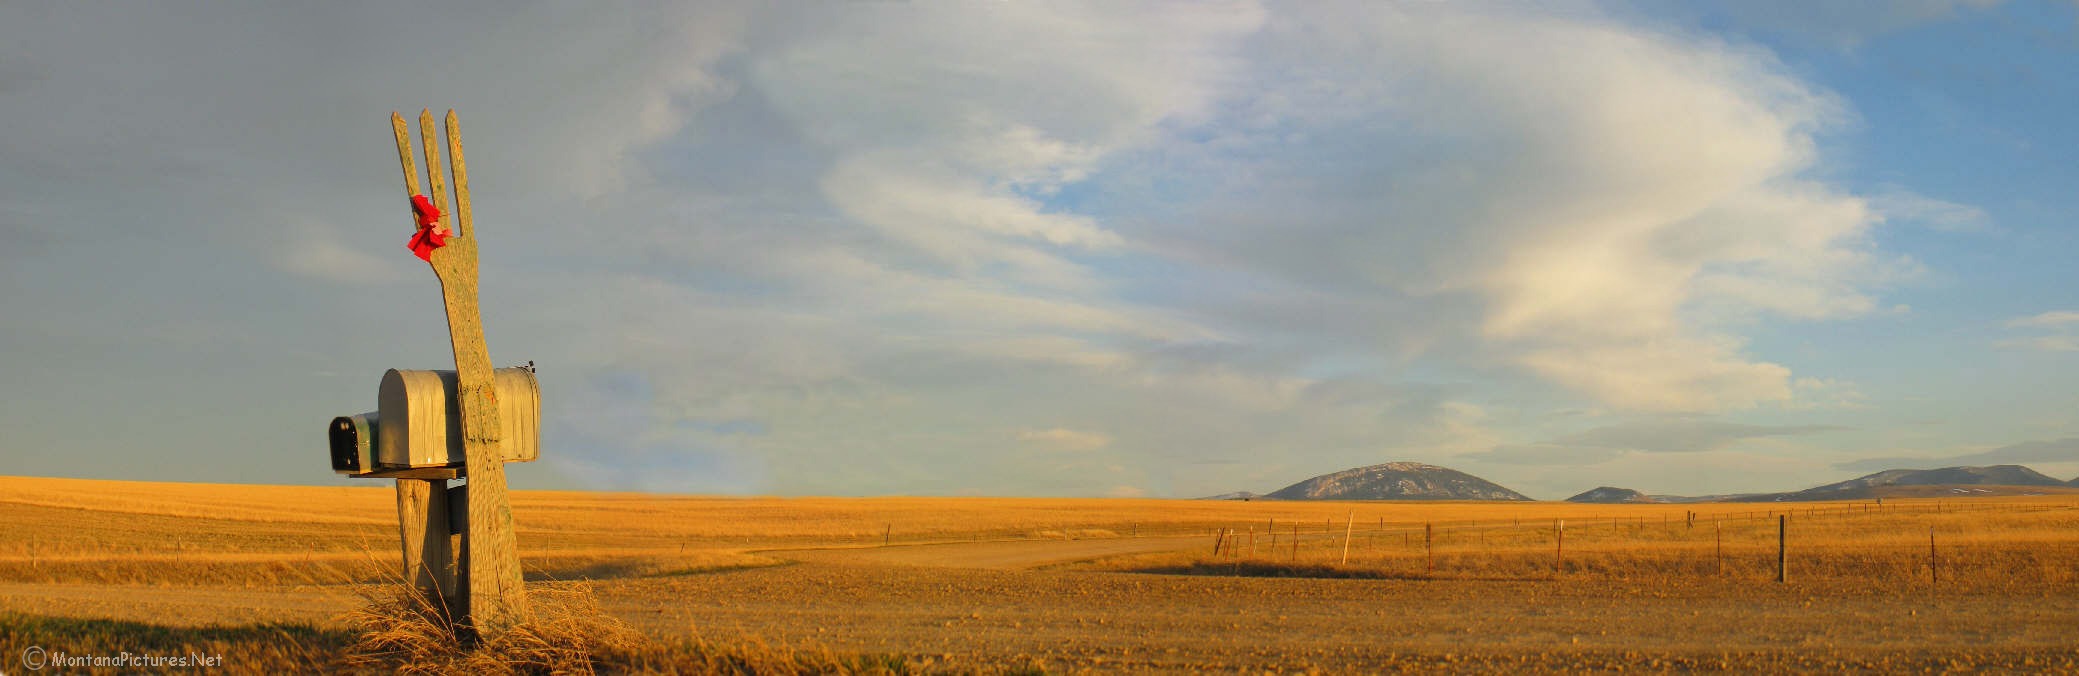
[3,2,2076,499]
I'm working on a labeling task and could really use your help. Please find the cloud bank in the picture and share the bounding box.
[0,3,1931,496]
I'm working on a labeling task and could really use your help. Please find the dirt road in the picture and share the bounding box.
[775,535,1206,570]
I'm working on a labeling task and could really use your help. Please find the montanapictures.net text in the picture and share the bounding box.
[35,650,223,669]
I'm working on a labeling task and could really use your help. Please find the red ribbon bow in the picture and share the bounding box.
[406,194,449,261]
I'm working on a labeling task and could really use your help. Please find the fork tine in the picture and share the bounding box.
[445,110,472,239]
[392,112,423,226]
[418,110,450,234]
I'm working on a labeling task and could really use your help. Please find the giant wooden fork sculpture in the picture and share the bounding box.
[391,109,527,638]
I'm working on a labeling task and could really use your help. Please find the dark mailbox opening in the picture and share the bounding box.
[330,413,377,474]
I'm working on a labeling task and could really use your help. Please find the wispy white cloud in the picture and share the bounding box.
[1665,0,2003,49]
[1997,336,2079,352]
[2006,311,2079,328]
[1999,311,2079,353]
[1870,189,1994,233]
[1550,420,1846,452]
[1788,377,1870,410]
[1834,437,2079,473]
[273,224,411,286]
[1018,428,1113,452]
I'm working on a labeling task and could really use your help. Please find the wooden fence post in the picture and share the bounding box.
[1425,522,1435,574]
[1554,519,1564,574]
[1776,515,1787,583]
[1714,519,1723,576]
[1341,511,1354,565]
[1929,526,1937,591]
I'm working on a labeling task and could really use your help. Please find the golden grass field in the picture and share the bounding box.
[3,475,2078,672]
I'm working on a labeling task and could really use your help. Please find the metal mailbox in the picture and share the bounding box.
[377,367,540,468]
[329,412,380,475]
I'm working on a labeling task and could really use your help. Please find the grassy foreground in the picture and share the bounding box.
[4,476,2076,671]
[0,583,942,675]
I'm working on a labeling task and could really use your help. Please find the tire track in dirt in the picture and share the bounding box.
[771,535,1201,570]
[0,582,358,627]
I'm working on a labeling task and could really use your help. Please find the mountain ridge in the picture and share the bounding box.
[1263,462,1531,501]
[1565,486,1658,504]
[1203,463,2077,503]
[1725,464,2064,502]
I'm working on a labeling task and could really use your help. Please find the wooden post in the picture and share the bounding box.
[1929,526,1937,590]
[1291,524,1299,560]
[1425,522,1435,574]
[1211,529,1226,556]
[395,479,455,611]
[1554,519,1564,574]
[1776,514,1787,583]
[1340,511,1354,565]
[1268,518,1276,551]
[884,524,891,547]
[391,110,526,637]
[1715,519,1723,576]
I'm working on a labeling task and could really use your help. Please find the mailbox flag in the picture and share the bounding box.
[407,194,449,261]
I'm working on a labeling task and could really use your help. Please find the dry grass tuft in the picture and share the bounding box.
[345,582,920,675]
[347,581,648,675]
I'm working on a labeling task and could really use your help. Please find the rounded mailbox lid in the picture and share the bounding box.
[378,367,540,468]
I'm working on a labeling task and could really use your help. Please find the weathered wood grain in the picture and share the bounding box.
[447,109,472,239]
[424,110,527,635]
[389,109,529,638]
[360,467,461,481]
[393,478,455,611]
[391,113,420,199]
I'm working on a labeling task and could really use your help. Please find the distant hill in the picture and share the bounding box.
[1649,493,1767,504]
[1565,486,1658,504]
[1731,465,2065,502]
[1197,491,1262,501]
[1266,462,1530,501]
